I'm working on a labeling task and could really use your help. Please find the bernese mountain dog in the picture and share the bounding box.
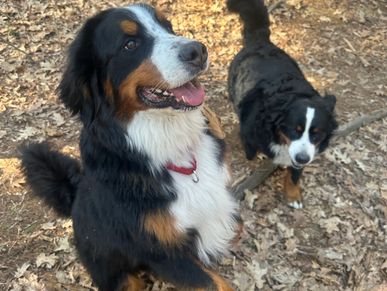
[227,0,338,209]
[21,4,239,290]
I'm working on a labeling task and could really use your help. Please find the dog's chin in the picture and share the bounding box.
[291,161,305,169]
[138,79,205,111]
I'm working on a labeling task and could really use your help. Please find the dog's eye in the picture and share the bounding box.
[124,39,138,50]
[290,126,303,138]
[310,132,325,143]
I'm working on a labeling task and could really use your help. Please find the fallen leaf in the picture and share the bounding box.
[51,112,66,126]
[277,222,294,238]
[17,126,39,141]
[36,253,58,268]
[245,260,268,289]
[14,262,30,279]
[54,236,71,253]
[320,217,342,234]
[244,189,258,209]
[41,222,56,230]
[56,270,70,284]
[320,248,343,261]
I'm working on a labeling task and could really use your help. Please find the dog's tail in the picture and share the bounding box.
[20,142,81,217]
[227,0,270,44]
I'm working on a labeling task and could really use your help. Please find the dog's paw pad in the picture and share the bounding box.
[288,201,303,209]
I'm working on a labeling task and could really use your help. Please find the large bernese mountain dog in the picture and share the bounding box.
[21,3,239,290]
[227,0,338,209]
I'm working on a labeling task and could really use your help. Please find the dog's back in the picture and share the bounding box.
[227,0,315,112]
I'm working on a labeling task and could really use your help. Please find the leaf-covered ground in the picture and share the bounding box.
[0,0,386,290]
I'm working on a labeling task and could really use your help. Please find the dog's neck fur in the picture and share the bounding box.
[126,108,205,169]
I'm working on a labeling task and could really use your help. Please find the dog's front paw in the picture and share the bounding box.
[288,200,303,209]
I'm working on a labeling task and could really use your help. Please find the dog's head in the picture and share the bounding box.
[277,94,338,168]
[59,4,208,123]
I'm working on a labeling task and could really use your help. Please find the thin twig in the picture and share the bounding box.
[0,36,30,56]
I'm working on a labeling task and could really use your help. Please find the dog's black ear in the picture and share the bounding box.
[58,11,109,116]
[58,23,94,115]
[319,94,338,154]
[323,94,336,113]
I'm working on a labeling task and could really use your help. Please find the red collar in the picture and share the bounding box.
[166,157,199,182]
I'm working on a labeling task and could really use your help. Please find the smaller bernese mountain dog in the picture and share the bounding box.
[227,0,338,209]
[21,4,239,290]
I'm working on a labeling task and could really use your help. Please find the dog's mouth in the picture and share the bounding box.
[291,161,304,169]
[138,79,205,110]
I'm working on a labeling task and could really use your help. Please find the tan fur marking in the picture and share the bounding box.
[117,61,165,119]
[144,210,184,247]
[120,20,138,35]
[278,130,291,146]
[203,268,234,291]
[312,127,320,133]
[284,168,302,203]
[202,106,232,175]
[155,8,168,23]
[119,275,144,291]
[202,106,226,140]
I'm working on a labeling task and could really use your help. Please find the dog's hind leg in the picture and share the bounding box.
[149,256,233,291]
[78,250,141,291]
[118,274,145,291]
[284,167,304,209]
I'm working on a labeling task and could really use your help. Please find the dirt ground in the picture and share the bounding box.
[0,0,386,290]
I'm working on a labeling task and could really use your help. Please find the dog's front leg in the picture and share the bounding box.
[284,167,303,209]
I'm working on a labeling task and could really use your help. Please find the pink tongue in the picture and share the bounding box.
[170,82,205,106]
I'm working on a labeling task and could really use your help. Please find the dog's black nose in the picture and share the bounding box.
[178,41,207,68]
[295,153,310,165]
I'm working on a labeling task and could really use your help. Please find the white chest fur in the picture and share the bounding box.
[126,108,239,265]
[169,133,239,265]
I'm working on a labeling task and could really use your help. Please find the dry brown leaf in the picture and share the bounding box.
[14,262,30,279]
[36,253,58,269]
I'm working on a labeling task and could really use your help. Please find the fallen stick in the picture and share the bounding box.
[232,159,277,200]
[232,108,387,200]
[333,109,387,138]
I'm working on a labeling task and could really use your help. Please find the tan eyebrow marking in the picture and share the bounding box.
[312,127,320,133]
[120,20,138,35]
[155,8,168,23]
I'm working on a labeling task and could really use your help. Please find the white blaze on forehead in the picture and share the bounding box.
[289,107,316,165]
[125,5,203,87]
[304,107,315,135]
